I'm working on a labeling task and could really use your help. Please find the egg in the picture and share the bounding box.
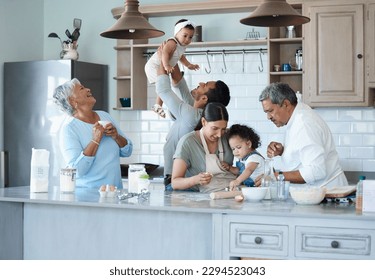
[234,195,244,202]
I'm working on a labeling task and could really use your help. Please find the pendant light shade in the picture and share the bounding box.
[240,0,310,27]
[100,0,165,39]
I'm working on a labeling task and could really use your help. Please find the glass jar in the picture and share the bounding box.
[128,164,145,193]
[60,168,76,193]
[285,25,296,38]
[261,159,277,199]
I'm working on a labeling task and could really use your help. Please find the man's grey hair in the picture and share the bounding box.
[259,82,298,106]
[53,78,81,116]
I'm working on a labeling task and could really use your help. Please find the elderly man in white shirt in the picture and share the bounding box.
[257,82,348,188]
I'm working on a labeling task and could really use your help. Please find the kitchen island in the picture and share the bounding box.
[1,186,375,260]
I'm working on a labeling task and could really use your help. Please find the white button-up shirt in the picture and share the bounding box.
[281,102,348,187]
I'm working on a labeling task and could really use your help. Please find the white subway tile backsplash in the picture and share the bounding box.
[350,147,375,159]
[362,108,375,120]
[258,122,284,134]
[338,134,363,146]
[149,143,164,154]
[140,110,160,120]
[363,135,375,146]
[263,133,285,144]
[141,133,162,143]
[331,134,340,147]
[326,122,351,134]
[248,108,268,123]
[235,97,258,109]
[139,155,161,165]
[351,122,375,133]
[315,108,338,121]
[336,147,351,159]
[341,159,363,171]
[119,121,131,132]
[117,51,374,173]
[140,144,149,154]
[121,153,141,164]
[129,121,149,132]
[141,122,150,131]
[148,121,171,132]
[338,109,363,121]
[362,160,375,172]
[119,110,140,121]
[126,133,141,150]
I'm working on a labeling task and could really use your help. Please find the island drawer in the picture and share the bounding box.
[295,226,375,259]
[229,223,289,258]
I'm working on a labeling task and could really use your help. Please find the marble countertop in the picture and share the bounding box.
[1,186,375,220]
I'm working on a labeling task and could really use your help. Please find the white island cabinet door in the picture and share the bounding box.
[295,226,375,259]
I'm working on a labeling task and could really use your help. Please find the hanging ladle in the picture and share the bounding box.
[258,49,264,72]
[221,50,227,73]
[204,51,212,74]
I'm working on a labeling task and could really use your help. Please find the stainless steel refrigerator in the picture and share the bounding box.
[2,60,108,187]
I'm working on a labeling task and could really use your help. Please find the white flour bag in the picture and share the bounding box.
[30,148,50,192]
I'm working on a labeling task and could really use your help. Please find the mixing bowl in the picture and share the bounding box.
[289,185,327,205]
[241,187,268,202]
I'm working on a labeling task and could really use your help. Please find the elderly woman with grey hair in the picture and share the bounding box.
[53,78,132,189]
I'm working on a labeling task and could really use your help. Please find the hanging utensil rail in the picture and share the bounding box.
[143,48,267,57]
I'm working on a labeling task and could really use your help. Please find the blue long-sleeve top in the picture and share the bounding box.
[59,111,132,189]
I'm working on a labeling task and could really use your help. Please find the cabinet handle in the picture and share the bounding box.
[254,237,262,244]
[331,241,339,248]
[357,54,363,59]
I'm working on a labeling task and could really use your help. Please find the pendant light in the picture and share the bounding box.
[100,0,165,39]
[240,0,310,27]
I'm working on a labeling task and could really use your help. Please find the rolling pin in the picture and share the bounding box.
[210,191,242,200]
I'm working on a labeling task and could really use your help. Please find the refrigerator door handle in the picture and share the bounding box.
[0,151,9,188]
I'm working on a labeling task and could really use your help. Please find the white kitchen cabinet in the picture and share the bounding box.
[296,226,374,259]
[222,214,375,260]
[303,1,371,107]
[3,187,375,260]
[367,3,375,86]
[228,221,289,259]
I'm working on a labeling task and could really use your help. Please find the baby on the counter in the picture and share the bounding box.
[221,124,265,190]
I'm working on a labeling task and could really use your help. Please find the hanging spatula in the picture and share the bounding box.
[71,28,80,41]
[73,18,82,30]
[65,29,72,40]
